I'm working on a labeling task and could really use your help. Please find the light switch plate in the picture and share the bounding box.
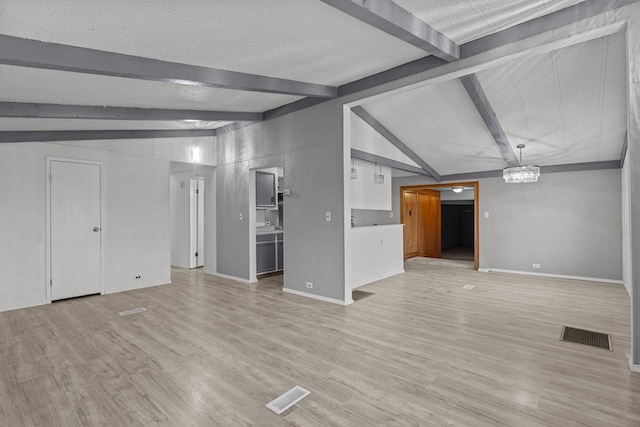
[239,213,243,221]
[325,212,331,222]
[484,211,489,218]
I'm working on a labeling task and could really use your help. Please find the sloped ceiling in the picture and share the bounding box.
[0,0,630,177]
[357,29,627,176]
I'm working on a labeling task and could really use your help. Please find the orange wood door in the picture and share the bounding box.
[402,191,418,258]
[418,190,441,258]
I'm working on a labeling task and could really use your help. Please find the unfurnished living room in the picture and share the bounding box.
[1,1,640,425]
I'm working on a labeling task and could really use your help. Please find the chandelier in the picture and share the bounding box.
[503,144,540,184]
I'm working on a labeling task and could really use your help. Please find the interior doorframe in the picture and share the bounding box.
[400,181,479,270]
[45,157,105,304]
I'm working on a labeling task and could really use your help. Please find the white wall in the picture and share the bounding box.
[0,137,216,312]
[622,156,632,295]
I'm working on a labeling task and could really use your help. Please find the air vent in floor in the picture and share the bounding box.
[560,326,612,351]
[265,385,310,415]
[118,307,147,316]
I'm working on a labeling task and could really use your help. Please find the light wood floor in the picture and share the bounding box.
[1,258,638,426]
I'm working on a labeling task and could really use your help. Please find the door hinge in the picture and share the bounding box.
[196,189,199,194]
[49,174,52,183]
[50,279,52,287]
[195,252,199,257]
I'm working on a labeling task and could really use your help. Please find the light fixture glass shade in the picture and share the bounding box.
[503,165,540,183]
[452,187,464,193]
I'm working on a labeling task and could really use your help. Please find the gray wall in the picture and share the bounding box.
[392,169,623,281]
[216,100,345,301]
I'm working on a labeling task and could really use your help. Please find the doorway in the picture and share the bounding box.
[400,182,479,269]
[48,159,103,301]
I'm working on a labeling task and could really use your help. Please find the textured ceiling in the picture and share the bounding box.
[0,0,628,177]
[0,0,426,85]
[394,0,587,44]
[477,30,627,166]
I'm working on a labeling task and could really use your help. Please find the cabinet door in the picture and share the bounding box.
[257,241,276,274]
[256,171,276,208]
[276,240,284,270]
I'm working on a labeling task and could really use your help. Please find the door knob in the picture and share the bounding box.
[93,227,100,232]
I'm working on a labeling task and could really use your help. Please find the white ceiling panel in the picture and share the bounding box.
[362,79,507,175]
[477,31,626,166]
[394,0,586,44]
[0,118,231,132]
[0,65,299,112]
[0,0,426,86]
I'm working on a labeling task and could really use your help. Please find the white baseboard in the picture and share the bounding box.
[0,300,47,313]
[206,270,257,284]
[629,358,640,373]
[478,268,623,285]
[283,287,349,306]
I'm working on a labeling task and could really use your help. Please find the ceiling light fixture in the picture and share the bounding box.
[452,187,464,193]
[503,144,540,184]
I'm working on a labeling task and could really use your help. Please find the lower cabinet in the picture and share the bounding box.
[257,233,284,274]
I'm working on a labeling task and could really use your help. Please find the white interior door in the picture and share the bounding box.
[50,160,102,301]
[190,178,204,268]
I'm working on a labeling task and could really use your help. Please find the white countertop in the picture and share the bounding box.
[256,229,284,235]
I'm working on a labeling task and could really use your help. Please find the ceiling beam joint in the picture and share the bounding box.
[352,106,442,181]
[320,0,459,62]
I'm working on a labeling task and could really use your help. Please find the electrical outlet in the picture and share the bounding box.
[135,275,141,279]
[325,212,331,222]
[532,264,541,269]
[305,281,313,289]
[389,211,394,218]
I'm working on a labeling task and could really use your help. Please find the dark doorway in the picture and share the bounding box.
[441,202,474,262]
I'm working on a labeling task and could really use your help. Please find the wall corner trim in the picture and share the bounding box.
[629,358,640,373]
[283,288,350,306]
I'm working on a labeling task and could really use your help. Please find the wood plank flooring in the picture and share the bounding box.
[0,258,639,426]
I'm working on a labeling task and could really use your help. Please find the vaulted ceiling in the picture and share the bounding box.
[0,0,631,178]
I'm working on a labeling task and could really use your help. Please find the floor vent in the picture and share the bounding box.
[266,385,310,415]
[118,307,147,316]
[352,290,374,301]
[560,326,612,351]
[462,284,475,290]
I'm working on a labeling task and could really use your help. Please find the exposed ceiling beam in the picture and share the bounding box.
[0,102,263,122]
[335,0,633,98]
[351,148,431,176]
[621,132,628,168]
[0,34,337,99]
[351,106,442,181]
[0,129,216,143]
[320,0,459,61]
[459,74,520,167]
[441,160,621,181]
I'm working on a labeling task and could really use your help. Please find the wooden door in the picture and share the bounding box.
[402,190,418,258]
[51,160,102,300]
[418,190,441,258]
